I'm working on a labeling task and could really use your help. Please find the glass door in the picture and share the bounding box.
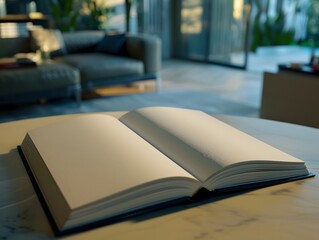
[175,0,251,69]
[174,0,210,61]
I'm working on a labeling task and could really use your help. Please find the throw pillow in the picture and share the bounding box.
[95,33,126,55]
[29,28,67,57]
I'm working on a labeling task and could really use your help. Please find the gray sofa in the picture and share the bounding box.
[0,30,161,104]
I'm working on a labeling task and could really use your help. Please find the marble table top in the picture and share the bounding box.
[0,113,318,240]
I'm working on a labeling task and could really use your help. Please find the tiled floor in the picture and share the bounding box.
[161,46,312,109]
[162,60,262,109]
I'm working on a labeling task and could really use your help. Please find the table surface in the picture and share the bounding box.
[0,113,318,240]
[278,63,319,76]
[0,14,50,22]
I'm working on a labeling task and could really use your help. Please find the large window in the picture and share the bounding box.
[175,0,251,68]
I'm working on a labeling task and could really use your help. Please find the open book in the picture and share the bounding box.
[18,107,313,235]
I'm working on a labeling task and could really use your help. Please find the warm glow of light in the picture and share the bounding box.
[0,23,19,38]
[95,0,123,7]
[181,6,203,34]
[233,0,244,20]
[181,7,203,18]
[28,12,44,19]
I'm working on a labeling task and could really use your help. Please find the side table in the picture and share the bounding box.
[261,69,319,128]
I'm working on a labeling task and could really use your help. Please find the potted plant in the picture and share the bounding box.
[251,0,295,51]
[80,0,113,30]
[49,0,80,32]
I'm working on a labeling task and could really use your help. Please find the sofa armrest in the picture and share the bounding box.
[126,34,161,74]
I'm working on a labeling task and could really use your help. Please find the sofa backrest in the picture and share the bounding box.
[62,31,104,54]
[0,37,32,58]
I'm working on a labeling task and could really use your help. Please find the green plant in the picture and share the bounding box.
[307,0,319,43]
[80,0,113,30]
[251,0,295,51]
[49,0,80,32]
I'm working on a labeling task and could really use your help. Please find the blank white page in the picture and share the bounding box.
[27,114,195,209]
[121,107,304,182]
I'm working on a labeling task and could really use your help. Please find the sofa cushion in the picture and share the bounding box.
[62,31,104,54]
[29,29,67,57]
[55,53,144,84]
[95,33,126,55]
[0,62,79,96]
